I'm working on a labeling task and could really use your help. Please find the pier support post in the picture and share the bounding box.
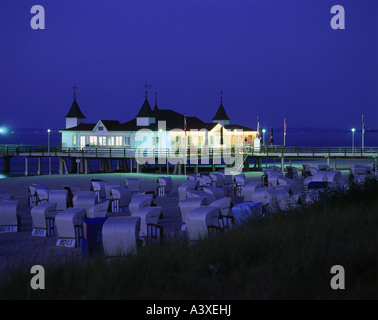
[327,157,330,167]
[71,159,78,174]
[59,158,63,175]
[25,157,29,176]
[3,156,11,174]
[84,159,89,174]
[334,159,337,171]
[37,157,42,175]
[244,156,250,172]
[281,157,285,173]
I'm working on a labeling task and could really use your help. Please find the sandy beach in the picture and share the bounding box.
[0,164,360,280]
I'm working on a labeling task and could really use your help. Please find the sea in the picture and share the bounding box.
[0,128,377,179]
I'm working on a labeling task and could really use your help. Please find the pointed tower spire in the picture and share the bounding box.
[212,90,230,125]
[65,85,86,129]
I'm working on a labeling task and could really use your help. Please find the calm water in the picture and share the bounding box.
[1,129,377,178]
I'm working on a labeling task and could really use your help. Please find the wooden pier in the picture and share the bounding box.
[1,144,378,176]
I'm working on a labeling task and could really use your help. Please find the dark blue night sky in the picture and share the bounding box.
[1,0,377,131]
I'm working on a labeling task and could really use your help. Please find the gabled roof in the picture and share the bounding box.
[65,100,86,119]
[136,99,155,118]
[212,104,230,121]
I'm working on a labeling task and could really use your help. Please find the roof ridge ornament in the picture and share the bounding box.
[72,84,78,101]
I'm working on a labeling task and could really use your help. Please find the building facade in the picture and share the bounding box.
[61,93,258,152]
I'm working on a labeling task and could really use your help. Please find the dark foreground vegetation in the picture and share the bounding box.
[1,178,378,300]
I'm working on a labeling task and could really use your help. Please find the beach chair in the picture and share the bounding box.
[125,178,140,194]
[104,182,121,201]
[102,217,141,257]
[132,206,163,241]
[179,196,207,224]
[110,187,131,213]
[92,181,106,202]
[73,194,98,216]
[202,187,225,200]
[129,194,154,215]
[87,201,110,219]
[156,177,173,197]
[55,208,86,248]
[234,174,247,197]
[209,197,233,228]
[243,182,263,202]
[28,183,48,208]
[231,202,263,224]
[178,181,198,201]
[184,206,221,242]
[210,173,224,188]
[48,190,69,211]
[186,190,216,204]
[36,188,49,205]
[31,202,57,237]
[0,201,21,233]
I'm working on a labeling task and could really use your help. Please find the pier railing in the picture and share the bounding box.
[1,144,378,158]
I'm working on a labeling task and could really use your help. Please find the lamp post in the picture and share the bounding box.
[47,129,51,175]
[351,128,356,155]
[262,129,266,147]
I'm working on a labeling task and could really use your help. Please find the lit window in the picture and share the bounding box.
[72,135,77,146]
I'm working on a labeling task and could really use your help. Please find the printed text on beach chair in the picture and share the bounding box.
[132,206,163,240]
[87,201,110,219]
[110,187,131,213]
[179,196,207,223]
[0,201,21,233]
[184,206,221,242]
[55,208,86,248]
[102,217,141,257]
[129,194,154,215]
[48,190,69,211]
[156,177,173,197]
[73,194,98,216]
[31,202,57,237]
[178,181,198,201]
[125,178,140,194]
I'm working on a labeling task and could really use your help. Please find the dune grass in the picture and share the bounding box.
[1,179,378,300]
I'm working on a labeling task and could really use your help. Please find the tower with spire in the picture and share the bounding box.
[212,90,230,126]
[136,83,156,126]
[65,85,86,129]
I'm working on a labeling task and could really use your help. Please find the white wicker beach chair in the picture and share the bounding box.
[31,202,57,237]
[0,201,21,233]
[132,206,163,239]
[48,190,69,211]
[156,177,173,197]
[55,208,86,248]
[110,187,131,213]
[125,178,140,194]
[184,206,221,242]
[244,182,263,202]
[179,196,207,223]
[178,181,198,201]
[202,187,225,200]
[87,201,110,219]
[186,190,216,204]
[102,216,141,257]
[129,194,154,215]
[73,194,98,216]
